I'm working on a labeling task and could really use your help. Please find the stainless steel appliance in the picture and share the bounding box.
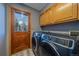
[32,31,79,56]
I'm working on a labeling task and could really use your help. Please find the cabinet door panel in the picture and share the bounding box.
[54,4,72,22]
[45,11,50,25]
[78,4,79,19]
[43,13,47,25]
[54,3,77,24]
[50,6,56,24]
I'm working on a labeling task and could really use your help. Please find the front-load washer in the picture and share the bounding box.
[38,33,75,56]
[49,36,75,56]
[38,34,60,56]
[39,41,60,56]
[32,32,42,55]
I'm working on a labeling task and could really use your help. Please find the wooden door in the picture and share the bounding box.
[54,3,77,24]
[11,8,30,54]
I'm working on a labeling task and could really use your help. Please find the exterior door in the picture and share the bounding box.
[11,8,30,54]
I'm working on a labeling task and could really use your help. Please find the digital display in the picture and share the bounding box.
[70,31,79,36]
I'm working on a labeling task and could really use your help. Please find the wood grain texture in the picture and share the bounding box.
[54,3,77,24]
[78,4,79,19]
[40,3,78,26]
[11,7,31,54]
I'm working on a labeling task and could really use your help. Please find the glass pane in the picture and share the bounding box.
[14,12,28,32]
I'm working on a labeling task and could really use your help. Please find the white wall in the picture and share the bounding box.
[40,3,54,14]
[0,4,6,56]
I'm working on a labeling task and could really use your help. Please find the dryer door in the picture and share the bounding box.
[39,41,60,56]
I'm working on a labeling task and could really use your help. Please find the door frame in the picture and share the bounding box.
[7,5,32,55]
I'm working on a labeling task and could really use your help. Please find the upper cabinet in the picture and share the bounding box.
[78,4,79,19]
[40,3,78,26]
[53,3,77,24]
[40,8,54,26]
[48,6,55,24]
[40,6,55,26]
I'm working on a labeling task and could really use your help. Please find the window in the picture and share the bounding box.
[14,12,28,32]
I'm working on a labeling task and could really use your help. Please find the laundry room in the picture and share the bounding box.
[0,2,79,56]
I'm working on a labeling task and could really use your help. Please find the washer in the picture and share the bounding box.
[40,34,75,56]
[32,32,76,56]
[32,32,42,55]
[38,34,60,56]
[39,41,60,56]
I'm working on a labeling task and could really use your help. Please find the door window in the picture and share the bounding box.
[14,12,28,32]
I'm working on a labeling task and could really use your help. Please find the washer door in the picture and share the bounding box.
[32,32,42,55]
[39,41,60,56]
[32,36,40,55]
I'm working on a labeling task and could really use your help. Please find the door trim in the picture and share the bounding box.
[7,5,32,55]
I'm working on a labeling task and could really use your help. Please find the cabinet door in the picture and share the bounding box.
[78,4,79,19]
[46,10,51,24]
[54,3,77,24]
[49,6,56,24]
[40,11,51,26]
[44,11,51,25]
[44,7,55,25]
[42,12,47,25]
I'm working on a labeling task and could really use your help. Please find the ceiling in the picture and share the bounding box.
[24,3,50,11]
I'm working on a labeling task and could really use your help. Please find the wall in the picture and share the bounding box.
[0,4,6,55]
[40,3,55,14]
[6,3,41,55]
[41,21,79,31]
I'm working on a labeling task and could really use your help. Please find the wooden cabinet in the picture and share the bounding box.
[40,8,53,26]
[40,3,78,26]
[40,6,55,26]
[44,10,52,25]
[40,13,48,26]
[44,12,48,25]
[78,4,79,19]
[53,3,77,24]
[40,14,45,26]
[47,7,55,24]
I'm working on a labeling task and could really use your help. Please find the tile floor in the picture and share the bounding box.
[12,49,34,56]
